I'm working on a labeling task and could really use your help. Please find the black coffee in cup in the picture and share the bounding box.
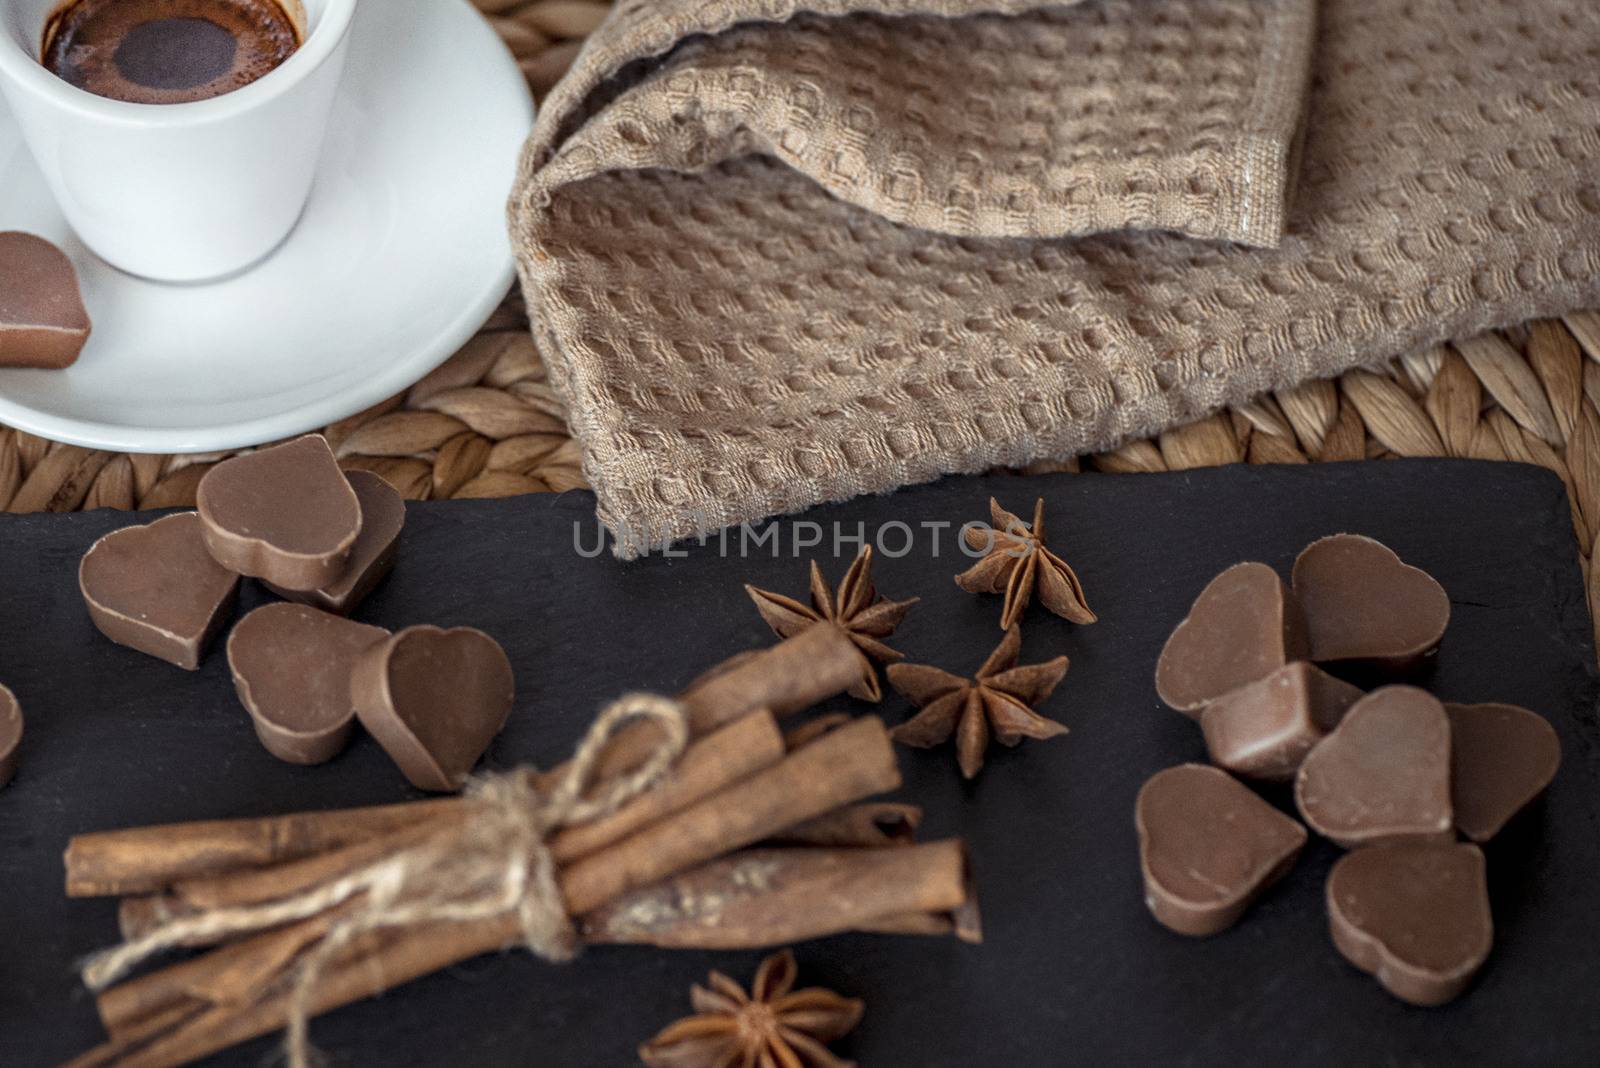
[42,0,301,105]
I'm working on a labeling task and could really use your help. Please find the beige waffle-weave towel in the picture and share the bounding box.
[510,0,1600,555]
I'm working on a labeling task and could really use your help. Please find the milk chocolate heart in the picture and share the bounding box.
[0,684,21,789]
[1292,534,1449,670]
[264,471,405,615]
[1201,662,1365,781]
[0,232,92,369]
[79,512,241,670]
[351,625,515,792]
[197,435,362,592]
[228,603,390,765]
[1326,841,1492,1006]
[1294,685,1453,847]
[1136,764,1307,936]
[1156,562,1308,713]
[1446,702,1561,842]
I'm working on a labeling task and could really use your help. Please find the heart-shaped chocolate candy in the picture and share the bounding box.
[1136,764,1307,936]
[264,471,405,615]
[0,232,91,369]
[0,684,21,789]
[351,625,515,792]
[197,435,363,592]
[1295,685,1453,847]
[1446,702,1561,842]
[1327,841,1492,1006]
[1292,534,1449,670]
[1201,662,1364,781]
[79,512,241,670]
[228,603,390,765]
[1156,562,1309,713]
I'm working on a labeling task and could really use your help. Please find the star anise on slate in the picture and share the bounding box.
[955,497,1095,630]
[745,546,918,702]
[888,625,1069,779]
[639,948,865,1068]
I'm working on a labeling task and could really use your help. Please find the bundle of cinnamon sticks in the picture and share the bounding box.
[62,626,978,1067]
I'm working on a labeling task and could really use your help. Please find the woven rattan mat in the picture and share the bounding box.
[2,1,1598,648]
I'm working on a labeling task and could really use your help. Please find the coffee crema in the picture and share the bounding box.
[41,0,301,105]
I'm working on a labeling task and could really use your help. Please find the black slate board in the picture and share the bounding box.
[2,460,1598,1066]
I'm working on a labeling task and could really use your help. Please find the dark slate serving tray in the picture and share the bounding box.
[2,460,1598,1066]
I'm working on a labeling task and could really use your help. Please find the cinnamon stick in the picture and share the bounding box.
[85,717,903,1066]
[580,840,971,949]
[94,920,524,1068]
[678,623,860,732]
[67,627,861,899]
[782,712,853,751]
[117,895,186,944]
[551,710,784,863]
[114,712,788,939]
[61,1002,206,1068]
[105,803,924,1041]
[767,802,921,849]
[101,901,359,1039]
[559,715,899,911]
[114,817,451,942]
[856,908,981,940]
[102,843,965,1068]
[585,624,863,779]
[107,801,919,1037]
[64,798,458,898]
[863,868,984,944]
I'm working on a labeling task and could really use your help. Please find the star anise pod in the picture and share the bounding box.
[639,948,864,1068]
[745,546,918,702]
[887,625,1069,779]
[955,497,1095,630]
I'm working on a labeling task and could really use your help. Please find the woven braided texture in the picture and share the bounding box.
[511,0,1600,552]
[4,2,1600,653]
[524,0,1313,247]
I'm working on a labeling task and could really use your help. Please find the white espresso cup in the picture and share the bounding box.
[0,0,356,282]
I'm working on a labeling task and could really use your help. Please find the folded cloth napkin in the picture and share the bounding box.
[510,0,1600,554]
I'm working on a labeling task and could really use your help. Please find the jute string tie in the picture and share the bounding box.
[79,692,690,1067]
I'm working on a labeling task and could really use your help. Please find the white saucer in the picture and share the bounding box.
[0,0,533,453]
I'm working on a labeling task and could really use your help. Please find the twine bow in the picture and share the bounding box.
[81,692,689,1068]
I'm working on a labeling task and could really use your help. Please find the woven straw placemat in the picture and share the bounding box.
[2,1,1598,648]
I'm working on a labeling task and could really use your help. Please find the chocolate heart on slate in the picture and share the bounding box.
[228,603,390,765]
[264,471,406,615]
[1326,841,1492,1006]
[0,684,21,789]
[351,625,515,792]
[1292,533,1449,669]
[197,434,363,592]
[0,231,92,369]
[1294,685,1453,847]
[1156,562,1309,713]
[1136,764,1308,936]
[79,512,240,670]
[1446,702,1561,842]
[1201,661,1365,782]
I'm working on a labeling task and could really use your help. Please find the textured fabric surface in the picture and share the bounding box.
[527,0,1314,246]
[510,0,1600,554]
